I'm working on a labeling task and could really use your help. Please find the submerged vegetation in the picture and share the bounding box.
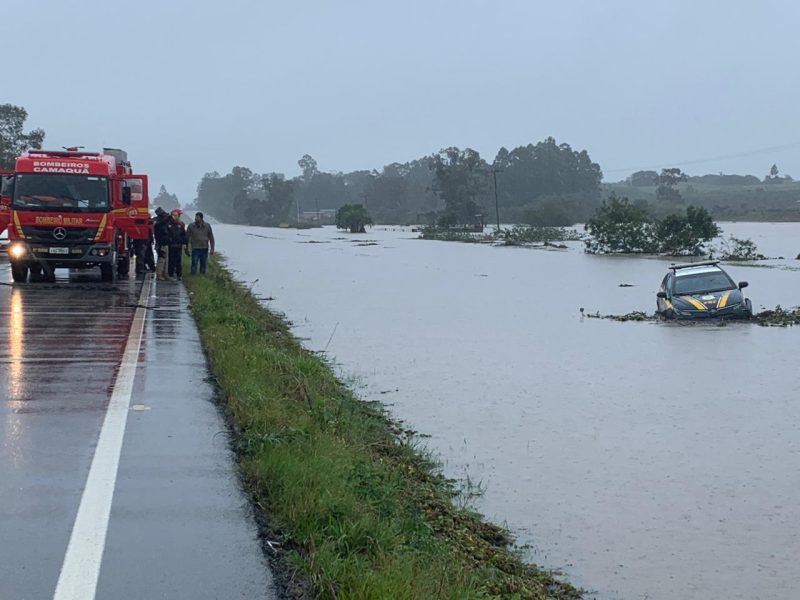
[184,257,581,600]
[419,225,582,247]
[584,307,800,327]
[335,203,373,233]
[584,196,720,255]
[711,236,768,261]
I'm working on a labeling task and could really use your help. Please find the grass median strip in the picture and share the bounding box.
[183,255,581,600]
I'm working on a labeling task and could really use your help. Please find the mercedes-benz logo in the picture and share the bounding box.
[53,227,67,241]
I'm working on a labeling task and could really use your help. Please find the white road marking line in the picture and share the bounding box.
[53,275,153,600]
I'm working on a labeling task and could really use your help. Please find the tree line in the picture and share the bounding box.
[194,137,604,226]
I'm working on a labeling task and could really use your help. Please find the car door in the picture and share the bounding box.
[657,273,670,312]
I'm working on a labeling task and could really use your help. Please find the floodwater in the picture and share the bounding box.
[215,222,800,600]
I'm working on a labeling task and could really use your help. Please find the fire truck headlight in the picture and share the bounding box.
[9,244,26,259]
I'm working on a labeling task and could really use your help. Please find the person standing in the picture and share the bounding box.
[166,208,187,281]
[186,212,215,275]
[153,207,171,281]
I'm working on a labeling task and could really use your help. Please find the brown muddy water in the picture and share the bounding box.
[216,222,800,600]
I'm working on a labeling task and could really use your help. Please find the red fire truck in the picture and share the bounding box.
[0,148,149,282]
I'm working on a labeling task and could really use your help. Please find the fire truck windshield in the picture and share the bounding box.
[13,174,109,212]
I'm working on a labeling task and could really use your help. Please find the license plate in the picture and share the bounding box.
[49,247,69,255]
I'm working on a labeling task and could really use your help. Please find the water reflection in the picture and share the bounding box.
[5,287,25,465]
[8,288,23,398]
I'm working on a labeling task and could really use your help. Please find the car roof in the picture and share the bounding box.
[674,265,724,277]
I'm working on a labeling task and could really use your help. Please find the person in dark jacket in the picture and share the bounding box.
[166,208,187,280]
[153,207,172,281]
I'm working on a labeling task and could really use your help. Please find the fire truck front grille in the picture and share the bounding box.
[23,227,98,244]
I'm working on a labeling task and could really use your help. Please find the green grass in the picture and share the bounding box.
[182,256,582,600]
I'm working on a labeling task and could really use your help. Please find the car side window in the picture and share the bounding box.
[665,274,674,296]
[660,274,670,294]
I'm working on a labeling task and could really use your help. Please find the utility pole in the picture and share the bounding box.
[490,168,503,231]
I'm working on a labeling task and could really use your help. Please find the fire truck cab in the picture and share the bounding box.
[0,148,149,282]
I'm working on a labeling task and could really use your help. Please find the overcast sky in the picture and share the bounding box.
[6,1,800,203]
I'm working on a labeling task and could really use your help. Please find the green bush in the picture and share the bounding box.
[585,197,720,255]
[584,196,656,253]
[336,204,374,233]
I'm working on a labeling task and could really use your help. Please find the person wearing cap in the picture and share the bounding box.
[152,207,172,281]
[166,208,187,281]
[186,212,215,275]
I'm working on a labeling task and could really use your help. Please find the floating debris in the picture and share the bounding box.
[753,307,800,327]
[582,305,800,327]
[618,283,635,287]
[586,310,656,322]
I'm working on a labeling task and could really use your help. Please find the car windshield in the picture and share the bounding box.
[673,271,735,295]
[13,174,109,212]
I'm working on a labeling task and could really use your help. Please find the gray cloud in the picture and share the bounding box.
[7,0,800,203]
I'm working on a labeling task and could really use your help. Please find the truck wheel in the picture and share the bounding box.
[117,256,130,277]
[100,263,114,282]
[11,263,28,283]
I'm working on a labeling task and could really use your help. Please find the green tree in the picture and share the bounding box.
[196,166,258,222]
[430,147,488,225]
[627,170,659,186]
[655,167,687,203]
[152,184,180,211]
[584,195,656,253]
[654,206,719,255]
[764,163,784,183]
[336,204,373,233]
[491,137,602,221]
[261,173,295,225]
[0,104,45,169]
[298,154,319,182]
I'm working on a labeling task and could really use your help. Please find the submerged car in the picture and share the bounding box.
[656,261,752,320]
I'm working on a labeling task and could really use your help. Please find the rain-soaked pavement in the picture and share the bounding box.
[0,259,276,599]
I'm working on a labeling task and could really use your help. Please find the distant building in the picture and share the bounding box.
[299,209,337,224]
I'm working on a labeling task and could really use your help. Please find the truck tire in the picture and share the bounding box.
[11,263,28,283]
[117,256,130,277]
[100,263,114,282]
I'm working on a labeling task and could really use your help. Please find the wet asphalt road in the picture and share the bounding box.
[0,257,276,599]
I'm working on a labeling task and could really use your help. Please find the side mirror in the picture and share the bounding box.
[122,186,132,205]
[738,281,749,289]
[657,291,667,299]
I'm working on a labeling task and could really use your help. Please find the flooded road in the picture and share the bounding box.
[216,222,800,600]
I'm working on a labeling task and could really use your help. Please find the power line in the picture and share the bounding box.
[604,140,800,174]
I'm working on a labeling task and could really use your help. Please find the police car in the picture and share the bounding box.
[656,261,752,320]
